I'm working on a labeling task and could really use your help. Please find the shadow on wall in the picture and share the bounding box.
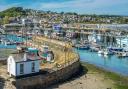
[0,77,5,89]
[45,64,88,89]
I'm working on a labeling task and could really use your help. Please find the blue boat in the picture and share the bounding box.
[107,47,124,52]
[75,44,90,50]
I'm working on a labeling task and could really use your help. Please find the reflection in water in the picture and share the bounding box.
[76,49,128,76]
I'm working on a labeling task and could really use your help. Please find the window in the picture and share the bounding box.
[20,64,24,74]
[31,62,35,72]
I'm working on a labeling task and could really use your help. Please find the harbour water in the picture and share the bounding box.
[76,49,128,76]
[1,34,128,76]
[0,34,25,49]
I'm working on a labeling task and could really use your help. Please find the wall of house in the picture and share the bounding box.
[7,56,16,76]
[16,60,39,76]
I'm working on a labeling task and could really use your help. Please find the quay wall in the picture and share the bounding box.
[0,59,6,65]
[10,59,80,89]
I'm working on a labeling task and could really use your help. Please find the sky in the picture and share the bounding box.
[0,0,128,15]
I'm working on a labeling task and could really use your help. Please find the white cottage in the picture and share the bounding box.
[7,52,40,77]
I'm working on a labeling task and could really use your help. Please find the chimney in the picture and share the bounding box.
[23,53,27,61]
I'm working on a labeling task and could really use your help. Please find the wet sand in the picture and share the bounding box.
[46,72,114,89]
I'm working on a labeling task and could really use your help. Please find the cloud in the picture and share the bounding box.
[36,0,128,15]
[39,0,128,9]
[40,0,95,9]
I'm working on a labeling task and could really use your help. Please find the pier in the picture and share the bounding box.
[0,36,80,89]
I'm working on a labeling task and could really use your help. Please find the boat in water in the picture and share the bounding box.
[98,50,104,54]
[117,52,128,57]
[89,43,101,52]
[75,44,90,50]
[90,46,100,52]
[103,49,114,55]
[107,47,124,53]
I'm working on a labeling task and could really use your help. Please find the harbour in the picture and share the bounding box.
[0,6,128,89]
[1,33,128,76]
[1,23,128,76]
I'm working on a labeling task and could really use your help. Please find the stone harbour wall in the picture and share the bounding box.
[10,59,80,89]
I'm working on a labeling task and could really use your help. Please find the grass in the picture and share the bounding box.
[81,61,128,89]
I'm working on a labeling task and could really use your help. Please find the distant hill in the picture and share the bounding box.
[0,7,26,18]
[0,7,128,24]
[0,7,126,18]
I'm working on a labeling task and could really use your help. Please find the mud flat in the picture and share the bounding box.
[47,62,128,89]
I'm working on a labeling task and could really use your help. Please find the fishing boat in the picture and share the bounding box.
[107,47,124,53]
[98,50,104,54]
[4,40,12,45]
[15,42,24,45]
[103,49,114,55]
[117,52,128,57]
[89,43,101,52]
[90,46,100,52]
[90,47,99,52]
[75,44,90,50]
[17,34,22,37]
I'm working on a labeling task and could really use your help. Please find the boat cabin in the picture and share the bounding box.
[41,45,49,53]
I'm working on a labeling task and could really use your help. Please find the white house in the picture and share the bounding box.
[7,51,40,77]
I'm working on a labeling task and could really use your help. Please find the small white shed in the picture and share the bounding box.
[7,52,40,77]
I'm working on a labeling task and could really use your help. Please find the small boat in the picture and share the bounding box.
[15,42,24,45]
[17,34,22,37]
[107,47,124,53]
[75,44,90,50]
[98,50,104,54]
[104,51,113,55]
[4,40,11,45]
[103,49,114,55]
[0,39,2,43]
[90,46,100,52]
[117,52,128,57]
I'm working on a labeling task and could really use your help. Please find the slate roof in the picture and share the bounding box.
[11,52,40,62]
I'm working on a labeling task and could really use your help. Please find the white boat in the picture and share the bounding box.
[17,34,22,37]
[117,52,128,57]
[122,53,127,57]
[103,49,114,55]
[75,44,90,50]
[98,50,104,54]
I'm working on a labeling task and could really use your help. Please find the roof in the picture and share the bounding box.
[10,52,40,63]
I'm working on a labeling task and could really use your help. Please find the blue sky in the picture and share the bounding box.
[0,0,128,15]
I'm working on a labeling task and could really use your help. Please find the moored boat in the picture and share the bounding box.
[103,49,114,55]
[107,47,124,53]
[117,52,128,57]
[75,44,90,50]
[98,50,104,54]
